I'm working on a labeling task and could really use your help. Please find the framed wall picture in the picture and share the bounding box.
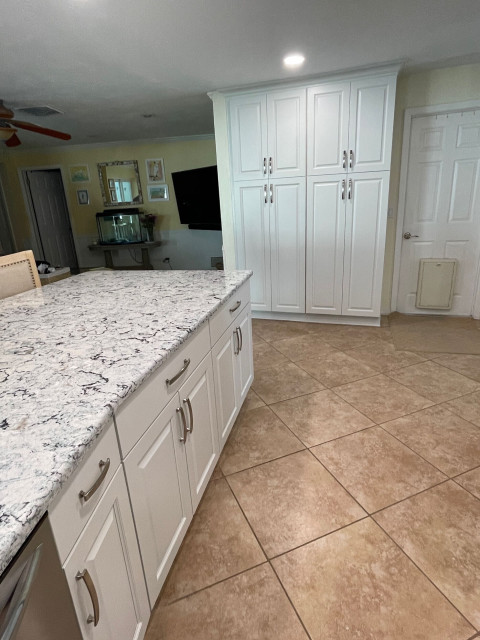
[109,189,117,202]
[69,165,90,183]
[77,189,89,205]
[108,178,115,188]
[145,158,165,183]
[147,184,169,202]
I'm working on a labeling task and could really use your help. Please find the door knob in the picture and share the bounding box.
[403,232,419,240]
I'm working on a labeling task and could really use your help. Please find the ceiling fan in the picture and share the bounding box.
[0,100,71,147]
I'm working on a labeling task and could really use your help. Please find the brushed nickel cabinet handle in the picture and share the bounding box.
[176,406,188,442]
[166,358,190,386]
[183,398,194,433]
[76,569,100,627]
[263,157,267,175]
[348,179,352,200]
[342,179,345,200]
[342,150,347,169]
[269,156,273,174]
[349,149,354,169]
[264,184,267,204]
[79,459,110,502]
[270,184,273,204]
[229,300,241,313]
[238,326,243,352]
[234,329,240,355]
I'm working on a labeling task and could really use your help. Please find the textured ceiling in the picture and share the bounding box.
[1,0,480,148]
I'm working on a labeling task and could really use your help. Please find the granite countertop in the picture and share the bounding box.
[0,269,251,575]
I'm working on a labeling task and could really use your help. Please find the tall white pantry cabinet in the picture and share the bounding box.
[213,68,398,321]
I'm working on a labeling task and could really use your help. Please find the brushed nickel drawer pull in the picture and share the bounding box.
[342,149,347,169]
[229,300,241,313]
[238,326,243,352]
[79,459,110,502]
[184,397,194,433]
[177,406,188,442]
[263,157,267,175]
[166,358,190,386]
[349,149,354,168]
[76,569,100,626]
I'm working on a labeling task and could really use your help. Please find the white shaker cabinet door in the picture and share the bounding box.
[63,467,150,640]
[234,305,254,402]
[306,175,346,315]
[233,181,271,312]
[270,178,306,313]
[229,93,268,181]
[123,396,193,606]
[348,75,396,173]
[307,82,350,175]
[267,88,306,178]
[211,327,240,449]
[180,354,219,511]
[342,172,389,316]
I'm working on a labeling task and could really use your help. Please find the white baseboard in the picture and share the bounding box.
[251,311,381,327]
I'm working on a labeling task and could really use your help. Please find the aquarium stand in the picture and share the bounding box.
[88,241,162,270]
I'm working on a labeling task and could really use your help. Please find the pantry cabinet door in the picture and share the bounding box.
[229,93,268,181]
[63,468,150,640]
[211,328,240,449]
[307,82,350,175]
[342,172,389,316]
[233,181,271,311]
[270,178,306,313]
[180,354,219,511]
[267,88,306,178]
[123,396,193,605]
[348,75,396,173]
[306,175,346,314]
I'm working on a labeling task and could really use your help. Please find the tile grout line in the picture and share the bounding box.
[372,516,478,633]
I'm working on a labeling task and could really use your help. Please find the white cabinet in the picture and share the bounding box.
[307,74,396,175]
[179,355,219,511]
[306,175,346,315]
[306,172,389,317]
[63,467,150,640]
[123,396,193,605]
[211,304,253,448]
[229,88,306,181]
[234,178,305,313]
[342,172,389,316]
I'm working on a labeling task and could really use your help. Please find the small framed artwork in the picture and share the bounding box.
[69,165,90,183]
[77,189,89,205]
[108,178,115,188]
[145,158,165,183]
[147,184,169,202]
[109,189,117,202]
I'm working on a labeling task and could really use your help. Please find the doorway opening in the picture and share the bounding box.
[21,168,79,270]
[0,171,16,255]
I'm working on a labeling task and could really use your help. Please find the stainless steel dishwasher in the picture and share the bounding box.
[0,514,82,640]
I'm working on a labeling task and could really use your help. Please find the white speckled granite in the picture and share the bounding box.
[0,269,251,575]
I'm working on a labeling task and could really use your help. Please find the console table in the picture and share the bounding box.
[88,242,162,270]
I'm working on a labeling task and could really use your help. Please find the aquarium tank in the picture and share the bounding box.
[96,209,142,244]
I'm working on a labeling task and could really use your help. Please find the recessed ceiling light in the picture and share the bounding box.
[283,54,305,68]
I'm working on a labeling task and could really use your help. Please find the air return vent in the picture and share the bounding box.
[16,105,63,117]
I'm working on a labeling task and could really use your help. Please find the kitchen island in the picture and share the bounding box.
[0,269,252,576]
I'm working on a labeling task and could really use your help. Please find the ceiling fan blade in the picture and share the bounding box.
[5,133,21,147]
[10,119,71,140]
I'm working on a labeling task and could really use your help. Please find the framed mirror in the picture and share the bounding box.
[97,160,143,206]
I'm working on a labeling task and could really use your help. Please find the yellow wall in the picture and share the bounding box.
[383,62,480,311]
[0,137,216,249]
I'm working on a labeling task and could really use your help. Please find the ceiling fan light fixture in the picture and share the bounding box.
[0,126,16,141]
[283,53,305,68]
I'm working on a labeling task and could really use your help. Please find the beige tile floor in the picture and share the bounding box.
[146,317,480,640]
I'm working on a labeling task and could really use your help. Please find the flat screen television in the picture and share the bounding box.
[172,165,221,230]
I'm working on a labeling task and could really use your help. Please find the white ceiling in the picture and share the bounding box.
[1,0,480,148]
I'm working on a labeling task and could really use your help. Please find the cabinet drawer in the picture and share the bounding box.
[50,420,121,563]
[209,280,250,346]
[115,322,210,457]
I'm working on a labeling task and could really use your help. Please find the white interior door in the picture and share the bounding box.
[267,88,306,178]
[397,111,480,315]
[233,180,271,311]
[306,175,346,314]
[25,169,78,268]
[269,177,306,313]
